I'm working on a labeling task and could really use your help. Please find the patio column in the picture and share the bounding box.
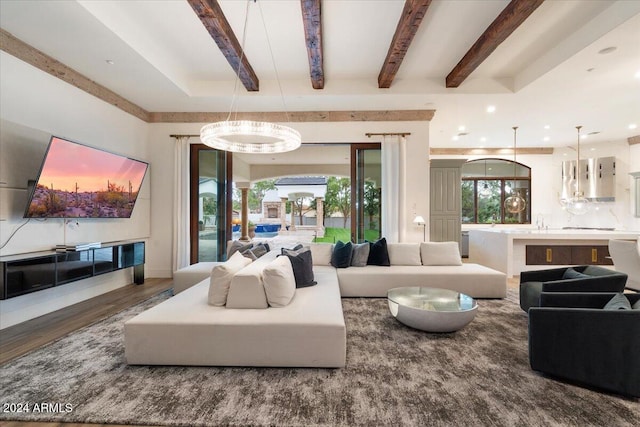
[280,197,288,232]
[239,184,250,241]
[315,197,324,234]
[289,202,296,231]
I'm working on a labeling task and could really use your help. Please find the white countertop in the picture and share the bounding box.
[469,228,639,240]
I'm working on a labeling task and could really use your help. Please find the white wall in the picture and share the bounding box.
[431,139,639,232]
[0,52,150,328]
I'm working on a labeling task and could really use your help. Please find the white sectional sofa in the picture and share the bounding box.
[125,242,506,368]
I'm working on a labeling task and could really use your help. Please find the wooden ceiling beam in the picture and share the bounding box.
[445,0,545,88]
[187,0,259,91]
[300,0,324,89]
[148,110,435,123]
[430,147,553,155]
[378,0,433,89]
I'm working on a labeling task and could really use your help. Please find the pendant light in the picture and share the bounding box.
[504,126,526,213]
[478,159,492,197]
[199,0,301,154]
[564,126,590,215]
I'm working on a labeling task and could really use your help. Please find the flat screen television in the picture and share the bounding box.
[24,136,148,218]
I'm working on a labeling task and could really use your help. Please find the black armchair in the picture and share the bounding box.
[519,266,627,312]
[529,292,640,397]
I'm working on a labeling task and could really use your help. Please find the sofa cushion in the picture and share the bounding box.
[420,242,462,266]
[562,267,590,280]
[331,241,353,268]
[336,263,507,298]
[387,243,422,266]
[226,250,279,309]
[208,251,252,306]
[350,242,370,267]
[281,247,317,288]
[309,243,334,266]
[262,256,296,307]
[367,238,390,266]
[603,293,631,310]
[633,299,640,310]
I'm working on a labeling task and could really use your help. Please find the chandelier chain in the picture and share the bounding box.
[257,0,291,123]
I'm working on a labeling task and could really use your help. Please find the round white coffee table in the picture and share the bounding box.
[387,287,478,333]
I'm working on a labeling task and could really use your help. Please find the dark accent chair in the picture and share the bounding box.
[519,266,627,312]
[529,292,640,397]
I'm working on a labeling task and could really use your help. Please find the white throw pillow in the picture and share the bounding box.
[387,243,422,266]
[308,243,334,266]
[208,251,252,306]
[420,242,463,266]
[262,256,296,307]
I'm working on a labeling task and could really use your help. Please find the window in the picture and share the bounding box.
[461,159,531,224]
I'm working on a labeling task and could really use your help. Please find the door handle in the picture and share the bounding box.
[591,248,598,263]
[546,248,552,263]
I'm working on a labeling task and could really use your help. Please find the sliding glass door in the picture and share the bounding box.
[351,144,381,243]
[190,145,232,263]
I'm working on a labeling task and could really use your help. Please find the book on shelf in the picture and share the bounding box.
[55,242,102,251]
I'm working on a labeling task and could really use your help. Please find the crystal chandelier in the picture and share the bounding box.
[564,126,590,215]
[200,0,301,154]
[504,126,526,213]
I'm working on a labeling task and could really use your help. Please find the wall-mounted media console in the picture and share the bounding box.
[0,241,144,300]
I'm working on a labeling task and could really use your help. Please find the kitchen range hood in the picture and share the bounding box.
[561,156,615,202]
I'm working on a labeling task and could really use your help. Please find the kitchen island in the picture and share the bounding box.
[468,228,640,278]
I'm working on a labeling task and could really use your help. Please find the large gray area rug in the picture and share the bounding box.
[1,289,638,427]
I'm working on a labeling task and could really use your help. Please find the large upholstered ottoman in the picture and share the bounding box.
[125,265,346,367]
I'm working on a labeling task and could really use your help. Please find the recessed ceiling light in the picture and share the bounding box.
[590,148,596,151]
[543,136,550,142]
[486,105,496,113]
[105,59,115,65]
[452,135,459,141]
[480,137,487,142]
[458,125,466,132]
[598,46,617,55]
[635,70,640,79]
[563,153,567,156]
[543,125,550,130]
[478,146,485,149]
[581,134,588,140]
[629,123,638,130]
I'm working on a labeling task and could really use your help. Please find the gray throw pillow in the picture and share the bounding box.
[249,243,268,259]
[562,267,590,280]
[351,242,370,267]
[228,241,253,258]
[603,293,631,310]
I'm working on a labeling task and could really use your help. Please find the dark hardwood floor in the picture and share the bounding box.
[0,278,172,365]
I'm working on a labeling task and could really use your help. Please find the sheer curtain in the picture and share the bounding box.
[173,136,190,272]
[381,134,406,243]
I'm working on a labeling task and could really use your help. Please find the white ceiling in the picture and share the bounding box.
[1,0,639,149]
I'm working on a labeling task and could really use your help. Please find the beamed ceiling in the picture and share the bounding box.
[0,0,639,149]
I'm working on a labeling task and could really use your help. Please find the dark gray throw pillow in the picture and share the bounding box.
[331,241,353,268]
[367,238,390,266]
[351,242,370,267]
[248,243,268,259]
[603,293,631,310]
[281,248,316,288]
[562,267,590,280]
